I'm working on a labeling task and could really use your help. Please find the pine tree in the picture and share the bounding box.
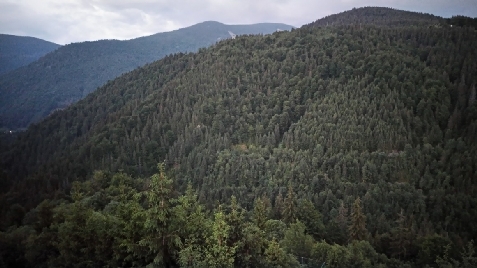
[204,209,236,268]
[225,196,247,265]
[324,200,349,244]
[336,201,349,231]
[274,191,284,220]
[264,239,299,268]
[390,209,411,259]
[139,163,179,267]
[283,183,296,224]
[281,220,315,258]
[296,199,324,239]
[253,197,269,230]
[349,197,368,241]
[176,184,209,267]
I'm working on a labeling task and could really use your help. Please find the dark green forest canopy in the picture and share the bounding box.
[446,16,477,29]
[1,7,477,268]
[0,22,293,130]
[0,34,60,75]
[305,7,445,28]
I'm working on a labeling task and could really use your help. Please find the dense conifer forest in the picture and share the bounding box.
[0,22,292,130]
[1,7,477,267]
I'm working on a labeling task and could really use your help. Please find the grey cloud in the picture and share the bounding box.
[0,1,62,41]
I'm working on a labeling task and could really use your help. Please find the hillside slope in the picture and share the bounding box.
[0,34,60,75]
[306,6,444,28]
[0,21,293,129]
[1,7,477,267]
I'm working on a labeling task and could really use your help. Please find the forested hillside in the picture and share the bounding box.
[0,21,293,130]
[446,16,477,29]
[0,34,60,76]
[306,7,444,27]
[1,7,477,267]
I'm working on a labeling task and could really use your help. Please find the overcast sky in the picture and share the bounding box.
[1,0,476,45]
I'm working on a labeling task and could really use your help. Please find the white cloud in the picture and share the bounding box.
[0,0,475,44]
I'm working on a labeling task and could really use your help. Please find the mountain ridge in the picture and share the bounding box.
[306,6,444,28]
[0,21,293,130]
[0,34,60,75]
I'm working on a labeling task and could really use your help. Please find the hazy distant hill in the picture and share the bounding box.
[0,34,60,75]
[0,21,293,129]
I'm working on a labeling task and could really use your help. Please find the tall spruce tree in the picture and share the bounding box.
[139,163,179,267]
[349,197,368,242]
[283,183,297,225]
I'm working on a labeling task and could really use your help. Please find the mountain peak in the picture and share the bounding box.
[0,34,60,75]
[198,20,225,25]
[306,6,443,28]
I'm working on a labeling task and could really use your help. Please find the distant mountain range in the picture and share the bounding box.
[0,21,293,129]
[0,34,60,75]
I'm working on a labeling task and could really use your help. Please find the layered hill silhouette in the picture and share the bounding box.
[0,34,60,75]
[1,7,476,267]
[0,21,293,129]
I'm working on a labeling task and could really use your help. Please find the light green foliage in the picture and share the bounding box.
[138,163,180,266]
[281,220,315,259]
[264,219,288,241]
[204,210,236,267]
[313,241,350,267]
[264,239,300,268]
[253,197,269,230]
[312,240,390,268]
[176,184,210,267]
[174,184,209,242]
